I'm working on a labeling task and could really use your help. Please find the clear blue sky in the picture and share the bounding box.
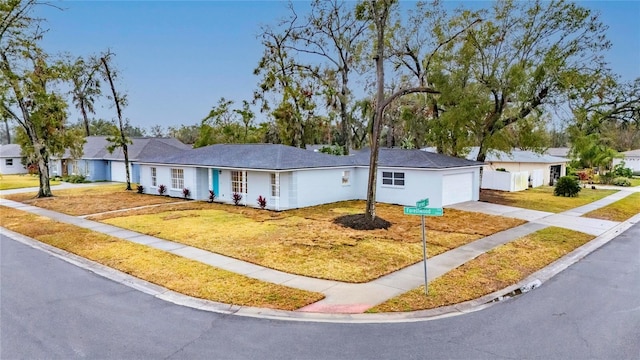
[37,1,640,132]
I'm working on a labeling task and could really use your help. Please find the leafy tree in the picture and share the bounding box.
[254,15,318,148]
[195,97,260,147]
[456,0,610,162]
[67,55,102,136]
[1,0,84,197]
[355,0,438,223]
[68,118,145,137]
[274,0,369,154]
[149,124,165,138]
[167,124,199,145]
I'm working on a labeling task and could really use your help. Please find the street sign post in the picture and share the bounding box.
[403,199,444,295]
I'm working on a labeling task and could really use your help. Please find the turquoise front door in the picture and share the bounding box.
[212,168,219,196]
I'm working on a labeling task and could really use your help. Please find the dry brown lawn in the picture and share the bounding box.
[0,174,61,190]
[480,186,617,213]
[0,206,322,310]
[3,184,184,216]
[89,200,525,283]
[368,227,594,312]
[584,192,640,222]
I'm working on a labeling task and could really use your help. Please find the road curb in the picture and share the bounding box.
[2,212,638,323]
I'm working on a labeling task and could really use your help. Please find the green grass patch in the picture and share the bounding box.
[0,174,60,190]
[583,192,640,222]
[0,206,322,310]
[480,186,618,213]
[368,227,594,312]
[629,177,640,187]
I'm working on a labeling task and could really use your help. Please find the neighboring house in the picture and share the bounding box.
[50,136,191,182]
[136,144,483,211]
[0,144,27,174]
[613,149,640,172]
[423,147,569,191]
[546,147,570,158]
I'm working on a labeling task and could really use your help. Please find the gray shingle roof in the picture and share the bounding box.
[139,143,356,170]
[356,148,484,169]
[622,149,640,157]
[0,144,22,158]
[138,144,483,170]
[62,136,191,160]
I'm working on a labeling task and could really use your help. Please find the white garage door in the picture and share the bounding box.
[442,172,473,206]
[110,161,127,182]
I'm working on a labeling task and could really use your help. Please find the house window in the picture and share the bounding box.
[151,167,157,187]
[342,170,350,185]
[5,159,13,166]
[71,160,79,175]
[382,171,405,187]
[50,162,57,175]
[171,168,184,189]
[271,173,279,197]
[232,171,246,193]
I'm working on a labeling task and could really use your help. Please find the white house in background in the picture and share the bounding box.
[136,144,483,211]
[0,144,27,174]
[423,147,569,191]
[613,149,640,172]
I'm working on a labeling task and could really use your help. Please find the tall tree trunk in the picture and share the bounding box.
[101,57,132,190]
[80,98,90,136]
[3,118,11,144]
[365,3,387,223]
[340,74,351,155]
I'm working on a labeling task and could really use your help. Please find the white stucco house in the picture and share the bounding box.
[136,144,483,211]
[0,144,28,175]
[423,147,569,191]
[612,149,640,173]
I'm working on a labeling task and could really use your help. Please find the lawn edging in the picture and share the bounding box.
[5,211,638,323]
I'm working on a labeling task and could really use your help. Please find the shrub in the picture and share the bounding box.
[612,177,631,187]
[182,188,190,199]
[158,184,167,195]
[598,172,615,185]
[554,176,581,197]
[62,174,87,183]
[208,190,216,203]
[257,195,267,209]
[576,171,590,181]
[232,192,243,206]
[136,185,144,194]
[612,162,633,178]
[27,164,38,175]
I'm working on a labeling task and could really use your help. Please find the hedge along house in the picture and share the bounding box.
[136,144,483,210]
[0,144,28,175]
[49,136,191,182]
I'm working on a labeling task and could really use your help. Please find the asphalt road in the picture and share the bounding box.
[2,223,639,360]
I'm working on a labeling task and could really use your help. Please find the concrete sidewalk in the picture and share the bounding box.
[0,184,636,314]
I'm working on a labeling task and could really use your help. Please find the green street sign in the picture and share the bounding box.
[403,207,443,216]
[416,198,429,209]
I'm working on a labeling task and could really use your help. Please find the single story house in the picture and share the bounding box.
[50,136,191,182]
[136,144,483,211]
[423,147,569,191]
[0,144,28,174]
[613,149,640,172]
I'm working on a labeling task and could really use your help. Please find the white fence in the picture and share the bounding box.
[482,170,542,192]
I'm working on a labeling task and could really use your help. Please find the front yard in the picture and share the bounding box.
[0,174,60,190]
[3,184,185,215]
[369,227,595,312]
[479,186,618,213]
[88,200,525,283]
